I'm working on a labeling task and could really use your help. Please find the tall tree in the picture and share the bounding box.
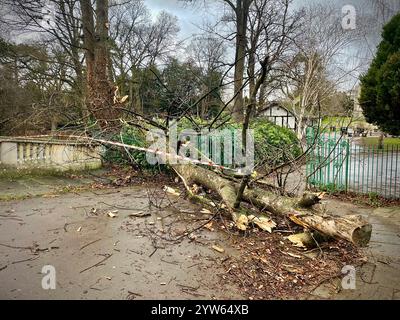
[280,3,363,140]
[188,35,226,118]
[4,0,87,117]
[80,0,121,130]
[109,1,179,113]
[359,13,400,136]
[228,0,253,121]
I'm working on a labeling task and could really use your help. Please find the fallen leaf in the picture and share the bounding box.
[120,95,129,103]
[204,221,214,231]
[212,245,225,253]
[107,212,118,218]
[200,208,211,214]
[235,214,248,231]
[282,264,303,274]
[76,226,82,232]
[287,232,315,248]
[163,186,180,196]
[248,215,276,233]
[128,211,150,218]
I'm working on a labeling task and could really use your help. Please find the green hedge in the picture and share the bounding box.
[104,119,301,171]
[226,119,301,167]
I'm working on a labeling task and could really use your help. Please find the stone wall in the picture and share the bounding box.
[0,136,103,171]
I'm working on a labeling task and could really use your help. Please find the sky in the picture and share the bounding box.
[146,0,217,40]
[145,0,400,41]
[143,0,400,91]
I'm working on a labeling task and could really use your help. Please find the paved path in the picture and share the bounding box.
[309,200,400,300]
[0,175,399,299]
[0,184,242,299]
[0,172,109,200]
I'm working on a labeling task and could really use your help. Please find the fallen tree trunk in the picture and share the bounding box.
[173,164,372,247]
[242,188,372,247]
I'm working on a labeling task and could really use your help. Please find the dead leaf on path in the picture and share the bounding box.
[204,221,214,231]
[248,215,276,233]
[163,186,180,196]
[236,214,248,231]
[212,245,225,253]
[107,212,118,218]
[128,211,150,218]
[282,264,303,274]
[287,232,314,248]
[42,194,59,198]
[76,226,82,232]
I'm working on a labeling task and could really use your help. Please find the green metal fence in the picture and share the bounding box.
[306,128,400,199]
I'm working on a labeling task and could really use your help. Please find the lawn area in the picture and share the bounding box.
[360,137,400,149]
[321,117,370,130]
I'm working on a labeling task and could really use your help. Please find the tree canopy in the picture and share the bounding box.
[359,13,400,136]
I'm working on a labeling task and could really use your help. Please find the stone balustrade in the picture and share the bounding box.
[0,136,103,171]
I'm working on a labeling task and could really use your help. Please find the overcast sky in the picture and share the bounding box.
[142,0,400,88]
[144,0,399,42]
[146,0,216,40]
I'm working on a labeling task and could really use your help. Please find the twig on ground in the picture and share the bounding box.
[80,253,113,273]
[80,239,102,251]
[11,256,40,264]
[149,247,158,257]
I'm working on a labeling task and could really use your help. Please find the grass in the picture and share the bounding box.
[360,137,400,149]
[321,117,369,128]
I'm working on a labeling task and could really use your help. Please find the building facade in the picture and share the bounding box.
[258,103,297,131]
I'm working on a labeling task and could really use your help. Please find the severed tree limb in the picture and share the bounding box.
[242,187,372,247]
[172,163,372,246]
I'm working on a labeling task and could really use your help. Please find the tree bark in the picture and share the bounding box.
[173,163,372,246]
[80,0,121,130]
[231,0,252,122]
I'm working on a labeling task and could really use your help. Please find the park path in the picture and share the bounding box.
[309,200,400,299]
[0,175,399,299]
[0,178,242,299]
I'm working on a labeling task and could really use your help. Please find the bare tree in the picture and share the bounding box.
[109,1,179,113]
[3,0,87,115]
[280,3,364,141]
[187,35,226,118]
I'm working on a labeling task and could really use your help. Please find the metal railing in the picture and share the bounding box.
[306,129,399,199]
